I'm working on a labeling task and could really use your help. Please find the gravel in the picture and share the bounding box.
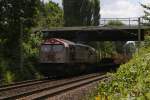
[0,73,101,99]
[47,81,100,100]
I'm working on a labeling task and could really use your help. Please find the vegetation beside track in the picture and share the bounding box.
[0,1,63,85]
[90,36,150,100]
[90,4,150,99]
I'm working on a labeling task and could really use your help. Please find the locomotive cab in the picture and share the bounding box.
[38,38,98,76]
[39,38,97,64]
[40,39,68,63]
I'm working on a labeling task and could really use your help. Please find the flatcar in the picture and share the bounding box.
[38,38,97,76]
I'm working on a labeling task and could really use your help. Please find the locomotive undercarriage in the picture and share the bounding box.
[36,61,119,78]
[37,63,96,77]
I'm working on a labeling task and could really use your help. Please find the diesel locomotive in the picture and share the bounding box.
[40,38,97,64]
[38,38,98,76]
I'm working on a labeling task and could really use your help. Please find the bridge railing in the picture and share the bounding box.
[140,17,150,26]
[99,17,146,27]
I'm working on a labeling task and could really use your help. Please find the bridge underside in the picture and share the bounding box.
[41,26,147,41]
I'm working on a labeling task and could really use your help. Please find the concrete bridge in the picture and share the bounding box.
[41,17,149,41]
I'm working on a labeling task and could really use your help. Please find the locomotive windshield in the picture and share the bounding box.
[53,45,64,52]
[41,45,51,52]
[41,44,64,52]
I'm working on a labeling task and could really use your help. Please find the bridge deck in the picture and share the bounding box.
[42,26,148,41]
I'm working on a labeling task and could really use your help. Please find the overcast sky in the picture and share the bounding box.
[44,0,150,18]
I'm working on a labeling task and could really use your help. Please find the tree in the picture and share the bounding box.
[63,0,102,60]
[141,4,150,25]
[93,0,100,26]
[38,1,64,28]
[0,0,66,83]
[63,0,100,26]
[107,20,124,26]
[141,3,150,49]
[0,0,41,81]
[106,20,126,54]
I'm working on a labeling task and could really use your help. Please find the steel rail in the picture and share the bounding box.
[0,78,50,92]
[0,73,104,100]
[28,74,108,100]
[0,77,48,88]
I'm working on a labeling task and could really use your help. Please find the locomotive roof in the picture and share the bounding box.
[43,38,75,47]
[43,38,96,50]
[75,43,96,51]
[59,39,75,45]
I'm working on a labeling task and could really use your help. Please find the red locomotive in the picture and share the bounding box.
[40,38,97,64]
[38,38,98,76]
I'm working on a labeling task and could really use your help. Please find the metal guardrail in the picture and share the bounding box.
[99,17,147,27]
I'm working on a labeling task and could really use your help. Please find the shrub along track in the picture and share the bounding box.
[0,73,109,100]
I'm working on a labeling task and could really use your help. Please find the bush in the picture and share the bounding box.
[3,71,15,85]
[18,32,43,81]
[95,47,150,100]
[0,59,15,85]
[0,32,43,85]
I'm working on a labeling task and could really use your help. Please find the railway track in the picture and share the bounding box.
[0,73,109,100]
[0,77,49,89]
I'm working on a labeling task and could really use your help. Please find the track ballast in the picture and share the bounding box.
[0,73,109,100]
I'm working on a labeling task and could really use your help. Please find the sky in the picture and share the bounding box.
[44,0,150,18]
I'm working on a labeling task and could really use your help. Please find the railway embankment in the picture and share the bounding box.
[91,47,150,100]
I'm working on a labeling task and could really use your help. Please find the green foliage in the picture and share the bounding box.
[0,58,15,85]
[63,0,100,26]
[87,41,116,59]
[115,41,126,53]
[0,32,43,83]
[3,71,15,85]
[93,0,100,26]
[23,32,42,61]
[0,0,41,69]
[0,0,42,84]
[107,20,124,26]
[92,20,125,59]
[107,20,126,55]
[20,32,43,80]
[98,42,116,58]
[141,3,150,26]
[38,1,64,28]
[141,35,150,47]
[0,1,63,84]
[94,45,150,99]
[102,42,116,54]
